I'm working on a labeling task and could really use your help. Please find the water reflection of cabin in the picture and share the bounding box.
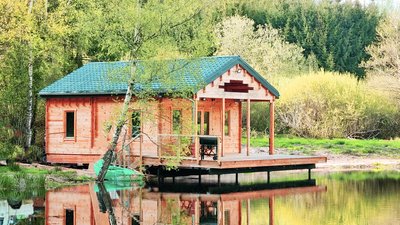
[39,56,326,173]
[45,180,327,225]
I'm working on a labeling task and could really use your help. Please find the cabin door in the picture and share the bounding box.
[197,109,210,135]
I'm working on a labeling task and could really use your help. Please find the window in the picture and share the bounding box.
[131,111,141,138]
[203,112,210,135]
[224,111,230,136]
[197,111,210,135]
[197,111,201,135]
[65,209,74,225]
[172,110,182,134]
[65,111,75,138]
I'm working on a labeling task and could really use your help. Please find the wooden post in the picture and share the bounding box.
[194,98,199,164]
[157,135,161,161]
[90,97,94,149]
[195,198,200,225]
[246,98,251,156]
[269,197,274,225]
[158,100,162,161]
[269,101,275,155]
[221,98,225,157]
[139,111,143,172]
[218,200,222,225]
[238,101,242,153]
[246,199,250,225]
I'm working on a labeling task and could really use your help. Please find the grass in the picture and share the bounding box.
[247,135,400,157]
[0,164,94,190]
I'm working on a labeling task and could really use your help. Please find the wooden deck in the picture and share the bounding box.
[143,153,326,169]
[143,153,327,177]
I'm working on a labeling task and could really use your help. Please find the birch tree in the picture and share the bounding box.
[95,0,215,180]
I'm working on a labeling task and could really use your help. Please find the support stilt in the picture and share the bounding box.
[235,173,239,185]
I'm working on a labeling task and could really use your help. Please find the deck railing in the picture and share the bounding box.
[155,134,222,164]
[113,133,223,167]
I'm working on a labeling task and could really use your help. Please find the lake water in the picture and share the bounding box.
[1,171,399,225]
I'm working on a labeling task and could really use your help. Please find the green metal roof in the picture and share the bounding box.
[39,55,280,98]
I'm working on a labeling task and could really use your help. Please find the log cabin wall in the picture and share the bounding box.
[45,96,195,164]
[45,186,95,225]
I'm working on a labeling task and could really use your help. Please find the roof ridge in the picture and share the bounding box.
[84,55,241,64]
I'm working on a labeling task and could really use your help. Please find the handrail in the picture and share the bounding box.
[157,134,221,138]
[154,134,222,162]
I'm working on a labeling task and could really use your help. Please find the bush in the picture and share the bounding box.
[275,71,400,138]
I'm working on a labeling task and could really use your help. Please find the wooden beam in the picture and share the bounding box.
[246,98,250,156]
[90,97,94,148]
[238,101,242,154]
[221,98,225,157]
[269,101,275,155]
[195,198,200,225]
[194,98,199,164]
[218,200,222,225]
[269,197,274,225]
[246,199,250,225]
[45,100,49,154]
[140,111,143,172]
[158,100,162,161]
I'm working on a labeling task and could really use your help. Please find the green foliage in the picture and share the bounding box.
[275,71,400,138]
[220,0,381,78]
[215,15,308,79]
[362,12,400,78]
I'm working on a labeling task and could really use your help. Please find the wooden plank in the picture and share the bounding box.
[46,153,102,164]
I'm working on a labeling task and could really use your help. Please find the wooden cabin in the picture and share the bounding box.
[39,56,325,172]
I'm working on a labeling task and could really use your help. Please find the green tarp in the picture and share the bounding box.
[94,159,143,181]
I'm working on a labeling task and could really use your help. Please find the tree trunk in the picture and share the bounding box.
[96,66,136,181]
[25,0,34,150]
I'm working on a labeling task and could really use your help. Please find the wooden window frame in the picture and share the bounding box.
[64,110,77,141]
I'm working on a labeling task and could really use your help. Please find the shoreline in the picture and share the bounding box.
[15,153,400,176]
[316,155,400,172]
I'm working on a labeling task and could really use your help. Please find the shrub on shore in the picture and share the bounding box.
[275,71,400,139]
